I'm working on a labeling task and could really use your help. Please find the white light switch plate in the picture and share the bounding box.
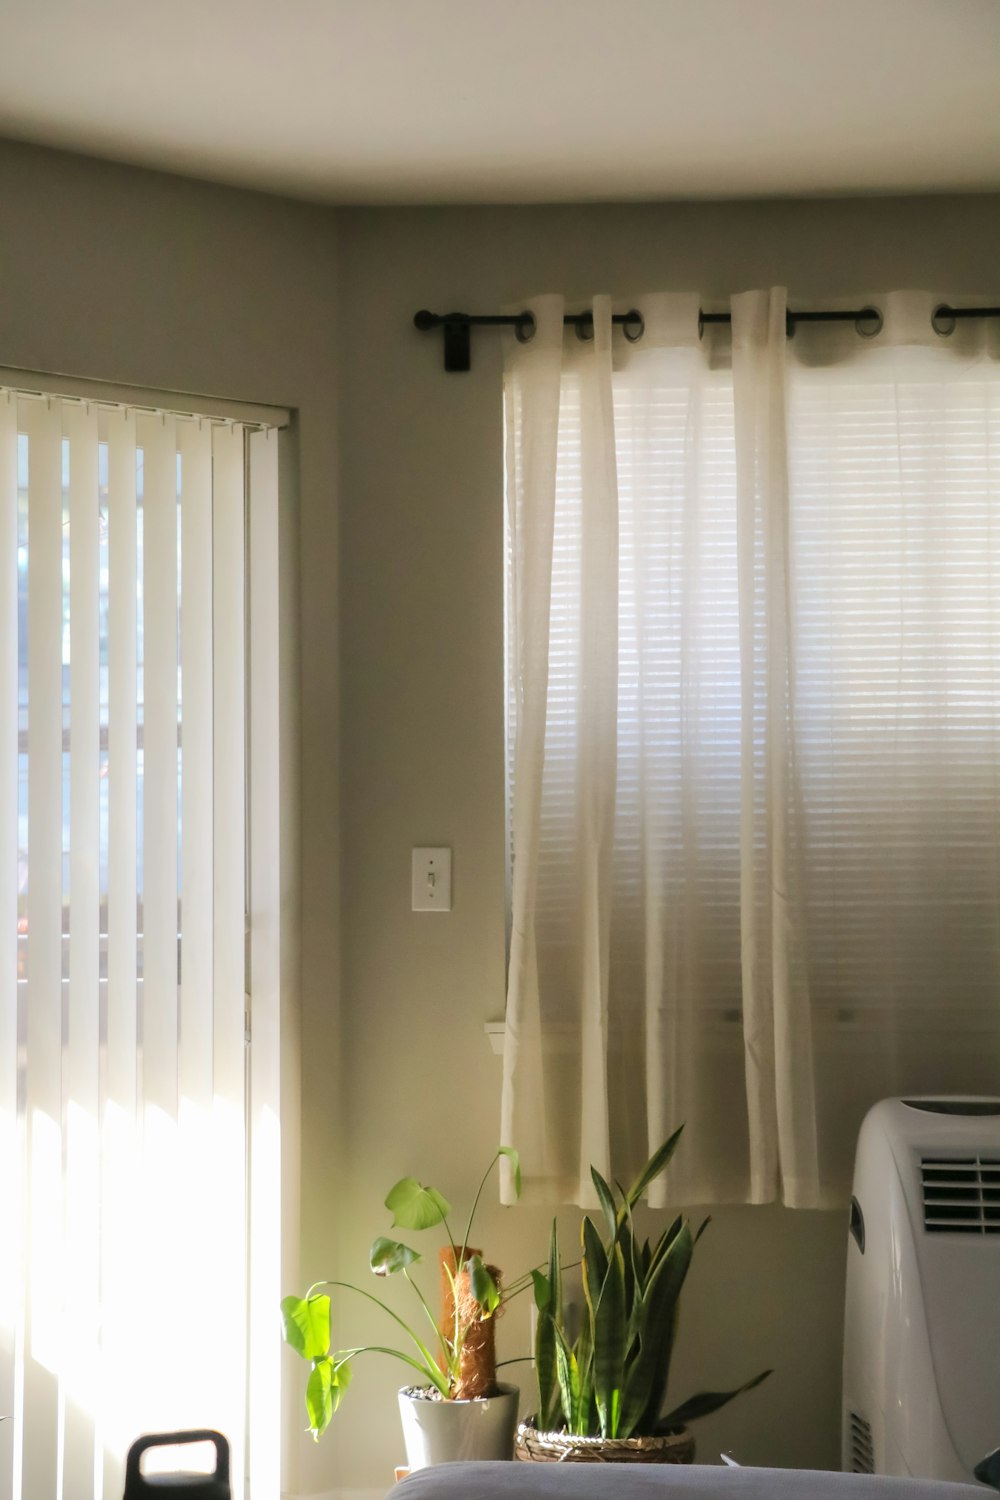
[411,847,451,912]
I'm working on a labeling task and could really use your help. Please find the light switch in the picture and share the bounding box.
[411,847,452,912]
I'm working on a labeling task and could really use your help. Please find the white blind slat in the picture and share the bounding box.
[22,398,64,1497]
[247,426,282,1500]
[64,403,101,1498]
[102,405,140,1487]
[0,392,19,1440]
[211,421,247,1489]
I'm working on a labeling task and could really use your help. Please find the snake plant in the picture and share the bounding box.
[530,1126,770,1439]
[281,1147,522,1439]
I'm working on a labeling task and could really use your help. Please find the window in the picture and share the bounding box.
[502,292,1000,1207]
[0,382,285,1498]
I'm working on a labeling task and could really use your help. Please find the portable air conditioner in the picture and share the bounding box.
[842,1096,1000,1482]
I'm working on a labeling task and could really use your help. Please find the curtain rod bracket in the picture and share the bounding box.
[414,309,472,372]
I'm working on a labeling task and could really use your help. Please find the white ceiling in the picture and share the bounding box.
[2,0,999,205]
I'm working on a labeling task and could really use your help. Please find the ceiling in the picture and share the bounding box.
[2,0,999,205]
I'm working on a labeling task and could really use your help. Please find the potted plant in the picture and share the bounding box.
[516,1126,771,1463]
[281,1147,523,1469]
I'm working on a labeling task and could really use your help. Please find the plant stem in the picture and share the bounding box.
[404,1268,454,1378]
[457,1151,499,1277]
[336,1345,450,1396]
[305,1280,442,1382]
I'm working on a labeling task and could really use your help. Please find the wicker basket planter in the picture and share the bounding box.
[514,1421,695,1465]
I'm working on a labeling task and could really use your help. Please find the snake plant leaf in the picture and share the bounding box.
[369,1236,422,1276]
[648,1214,683,1278]
[622,1125,685,1212]
[498,1145,522,1199]
[590,1166,618,1242]
[593,1242,626,1438]
[467,1254,501,1316]
[659,1369,772,1429]
[617,1221,693,1438]
[281,1294,331,1361]
[547,1218,562,1328]
[694,1215,712,1245]
[384,1178,451,1230]
[553,1324,583,1434]
[534,1305,558,1429]
[581,1215,608,1318]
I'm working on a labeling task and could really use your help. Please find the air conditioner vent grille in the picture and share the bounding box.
[848,1411,874,1474]
[921,1155,1000,1234]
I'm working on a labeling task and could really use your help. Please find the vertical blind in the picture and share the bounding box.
[502,291,1000,1208]
[0,388,257,1498]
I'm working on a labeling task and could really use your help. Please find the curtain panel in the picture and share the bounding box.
[500,290,1000,1209]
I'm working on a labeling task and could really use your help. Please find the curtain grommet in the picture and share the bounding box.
[574,314,595,342]
[932,304,957,338]
[515,312,536,344]
[855,307,884,339]
[622,309,644,343]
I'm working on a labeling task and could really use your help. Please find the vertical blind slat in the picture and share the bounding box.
[102,405,139,1488]
[178,421,213,1111]
[248,427,282,1500]
[0,392,18,1448]
[137,413,179,1120]
[211,421,247,1491]
[64,403,101,1499]
[22,398,64,1499]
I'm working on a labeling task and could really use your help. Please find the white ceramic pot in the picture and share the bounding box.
[398,1384,519,1470]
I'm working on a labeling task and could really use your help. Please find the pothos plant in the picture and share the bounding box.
[530,1126,771,1440]
[281,1147,523,1439]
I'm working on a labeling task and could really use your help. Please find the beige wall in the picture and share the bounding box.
[6,139,1000,1500]
[334,197,1000,1497]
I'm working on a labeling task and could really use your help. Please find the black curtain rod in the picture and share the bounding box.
[414,303,1000,373]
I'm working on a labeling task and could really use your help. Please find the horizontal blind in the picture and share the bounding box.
[788,365,1000,1039]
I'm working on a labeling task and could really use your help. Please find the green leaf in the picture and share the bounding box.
[593,1243,626,1438]
[694,1215,712,1245]
[530,1269,551,1312]
[547,1219,562,1328]
[369,1236,422,1276]
[647,1215,683,1278]
[384,1178,451,1230]
[580,1216,608,1319]
[281,1294,331,1361]
[467,1254,500,1316]
[534,1308,559,1429]
[623,1126,685,1211]
[590,1166,618,1242]
[304,1356,346,1439]
[660,1369,772,1429]
[498,1145,522,1199]
[618,1221,693,1438]
[553,1324,583,1434]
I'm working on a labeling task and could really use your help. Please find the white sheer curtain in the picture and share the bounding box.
[501,289,1000,1208]
[0,388,281,1499]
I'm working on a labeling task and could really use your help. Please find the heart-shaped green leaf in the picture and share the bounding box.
[281,1294,330,1361]
[370,1236,422,1276]
[384,1178,451,1230]
[305,1358,334,1439]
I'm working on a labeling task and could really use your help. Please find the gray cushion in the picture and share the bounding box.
[397,1462,985,1500]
